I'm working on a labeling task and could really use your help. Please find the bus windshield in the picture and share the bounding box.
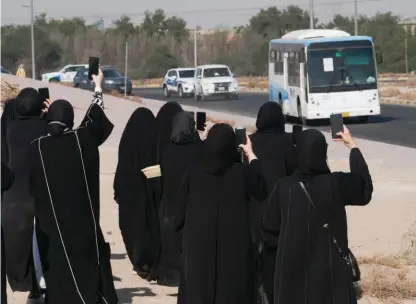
[307,45,377,93]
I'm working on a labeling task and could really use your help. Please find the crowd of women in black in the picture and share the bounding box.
[1,68,373,304]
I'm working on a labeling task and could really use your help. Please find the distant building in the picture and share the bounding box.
[400,17,416,36]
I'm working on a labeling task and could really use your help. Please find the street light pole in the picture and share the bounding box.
[309,0,314,29]
[354,0,358,35]
[194,23,197,68]
[30,0,35,79]
[405,37,409,74]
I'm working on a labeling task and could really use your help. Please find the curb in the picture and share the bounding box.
[380,99,416,106]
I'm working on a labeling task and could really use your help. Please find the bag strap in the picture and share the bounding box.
[299,181,349,263]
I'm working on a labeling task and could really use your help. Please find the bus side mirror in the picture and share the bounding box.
[376,52,383,64]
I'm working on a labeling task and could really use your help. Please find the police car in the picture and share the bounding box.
[162,68,195,98]
[41,64,88,83]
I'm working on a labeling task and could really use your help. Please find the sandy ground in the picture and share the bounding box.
[3,74,416,303]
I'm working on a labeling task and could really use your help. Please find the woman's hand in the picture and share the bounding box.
[334,125,358,149]
[41,99,52,114]
[198,122,212,140]
[91,68,103,90]
[239,134,257,162]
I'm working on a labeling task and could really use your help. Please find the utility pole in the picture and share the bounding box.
[194,23,197,68]
[354,0,358,35]
[30,0,35,79]
[309,0,314,29]
[124,41,128,96]
[405,37,409,74]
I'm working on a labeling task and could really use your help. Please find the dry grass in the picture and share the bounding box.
[357,223,416,303]
[379,88,401,98]
[206,115,236,128]
[1,80,20,103]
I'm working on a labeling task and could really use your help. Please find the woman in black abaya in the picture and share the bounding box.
[155,102,183,164]
[158,111,203,286]
[262,127,373,304]
[1,88,47,299]
[29,71,118,304]
[114,107,160,280]
[175,123,267,304]
[250,102,296,304]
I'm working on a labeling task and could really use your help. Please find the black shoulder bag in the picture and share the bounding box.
[299,182,361,282]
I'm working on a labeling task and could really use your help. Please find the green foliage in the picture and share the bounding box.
[1,7,415,79]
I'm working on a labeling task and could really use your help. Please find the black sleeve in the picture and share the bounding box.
[332,148,373,206]
[1,162,14,193]
[79,102,114,146]
[261,182,281,249]
[244,159,268,202]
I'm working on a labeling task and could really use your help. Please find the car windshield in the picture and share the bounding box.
[103,69,122,78]
[179,70,195,78]
[308,45,377,93]
[203,68,230,78]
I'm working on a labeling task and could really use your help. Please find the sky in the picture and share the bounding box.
[1,0,414,28]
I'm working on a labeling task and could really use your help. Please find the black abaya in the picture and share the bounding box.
[158,112,202,285]
[249,102,296,303]
[155,102,183,163]
[1,88,47,292]
[175,124,267,304]
[1,162,15,304]
[29,92,118,304]
[113,107,160,279]
[262,129,373,304]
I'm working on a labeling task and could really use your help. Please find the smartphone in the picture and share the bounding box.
[292,125,303,145]
[38,87,49,101]
[235,128,247,146]
[196,112,206,131]
[88,56,100,80]
[330,114,344,139]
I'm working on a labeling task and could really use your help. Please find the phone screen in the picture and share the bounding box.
[38,88,49,101]
[196,112,206,131]
[235,128,247,146]
[330,114,344,139]
[88,56,100,80]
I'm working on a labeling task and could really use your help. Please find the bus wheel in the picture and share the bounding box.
[358,116,369,123]
[297,104,308,126]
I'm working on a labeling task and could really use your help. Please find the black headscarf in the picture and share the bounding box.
[255,102,285,134]
[46,99,74,136]
[114,107,157,199]
[15,88,42,118]
[171,111,199,144]
[201,123,240,175]
[295,129,330,177]
[155,102,183,160]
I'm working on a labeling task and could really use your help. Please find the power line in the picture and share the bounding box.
[1,0,382,24]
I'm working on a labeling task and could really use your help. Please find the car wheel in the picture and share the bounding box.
[163,85,170,98]
[49,78,59,83]
[178,85,184,98]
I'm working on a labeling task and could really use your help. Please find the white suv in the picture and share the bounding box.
[194,64,239,100]
[41,64,88,83]
[162,68,196,98]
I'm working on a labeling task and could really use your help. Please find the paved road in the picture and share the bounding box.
[133,88,416,149]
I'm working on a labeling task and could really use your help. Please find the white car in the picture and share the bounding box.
[162,68,196,98]
[41,64,88,83]
[194,64,239,100]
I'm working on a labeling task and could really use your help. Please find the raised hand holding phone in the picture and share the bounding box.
[335,125,358,149]
[238,133,257,163]
[88,56,100,80]
[91,68,103,90]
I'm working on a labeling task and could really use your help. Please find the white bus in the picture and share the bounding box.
[268,29,383,124]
